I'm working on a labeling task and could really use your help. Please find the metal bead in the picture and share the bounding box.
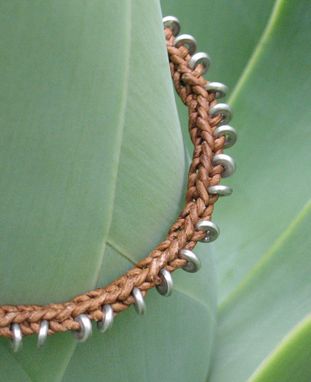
[205,82,228,99]
[179,249,201,273]
[209,103,232,125]
[174,34,197,55]
[11,323,23,352]
[208,184,233,196]
[74,314,92,343]
[156,269,173,297]
[214,125,237,148]
[196,220,220,243]
[97,305,114,333]
[37,320,49,348]
[188,52,211,74]
[213,153,236,177]
[132,287,146,315]
[162,16,180,36]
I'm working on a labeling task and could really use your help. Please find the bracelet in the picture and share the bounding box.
[3,16,237,352]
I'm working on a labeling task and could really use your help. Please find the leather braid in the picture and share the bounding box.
[0,26,225,338]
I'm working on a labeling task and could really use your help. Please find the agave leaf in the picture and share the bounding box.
[161,0,275,90]
[206,0,311,380]
[0,0,135,305]
[213,0,311,301]
[249,314,311,382]
[0,349,31,381]
[61,245,217,382]
[161,0,275,150]
[209,201,311,381]
[0,1,217,381]
[166,0,311,381]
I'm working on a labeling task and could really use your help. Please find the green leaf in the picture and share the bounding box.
[0,347,32,381]
[161,0,275,91]
[61,245,217,382]
[213,0,311,301]
[163,1,311,381]
[205,1,311,380]
[160,0,275,160]
[249,314,311,382]
[0,1,217,381]
[209,201,311,382]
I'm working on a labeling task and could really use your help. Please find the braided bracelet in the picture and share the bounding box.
[3,16,237,352]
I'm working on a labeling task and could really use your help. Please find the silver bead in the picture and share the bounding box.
[37,320,49,348]
[132,287,146,315]
[212,153,236,177]
[97,305,114,333]
[208,184,233,196]
[179,249,201,273]
[156,269,173,297]
[205,82,228,99]
[174,34,197,55]
[74,314,92,343]
[11,323,23,352]
[209,103,232,125]
[196,220,220,243]
[188,52,211,74]
[214,125,237,148]
[162,16,180,36]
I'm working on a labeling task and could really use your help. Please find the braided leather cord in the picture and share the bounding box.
[0,26,225,338]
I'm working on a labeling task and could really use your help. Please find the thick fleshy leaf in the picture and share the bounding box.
[160,0,275,159]
[0,1,217,381]
[163,1,311,381]
[1,0,131,305]
[62,245,217,382]
[213,0,311,301]
[209,201,311,382]
[206,1,311,380]
[161,0,275,91]
[249,314,311,382]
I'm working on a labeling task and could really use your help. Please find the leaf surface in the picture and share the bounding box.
[62,244,217,382]
[213,0,311,301]
[209,201,311,382]
[160,0,275,160]
[161,1,311,381]
[0,1,217,381]
[249,314,311,382]
[161,0,275,91]
[204,1,311,380]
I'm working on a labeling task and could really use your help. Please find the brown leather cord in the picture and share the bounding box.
[0,27,225,339]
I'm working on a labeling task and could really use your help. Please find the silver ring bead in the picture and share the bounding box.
[208,184,233,196]
[205,82,228,99]
[209,103,232,125]
[74,314,92,343]
[97,305,114,333]
[179,249,201,273]
[11,323,23,352]
[132,287,146,315]
[214,125,237,148]
[174,34,197,55]
[196,220,220,243]
[212,153,236,177]
[162,16,180,36]
[37,320,49,348]
[156,269,173,297]
[188,52,211,74]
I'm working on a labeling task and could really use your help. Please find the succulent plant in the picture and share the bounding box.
[0,1,310,381]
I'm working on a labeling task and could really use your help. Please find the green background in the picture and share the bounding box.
[0,0,310,381]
